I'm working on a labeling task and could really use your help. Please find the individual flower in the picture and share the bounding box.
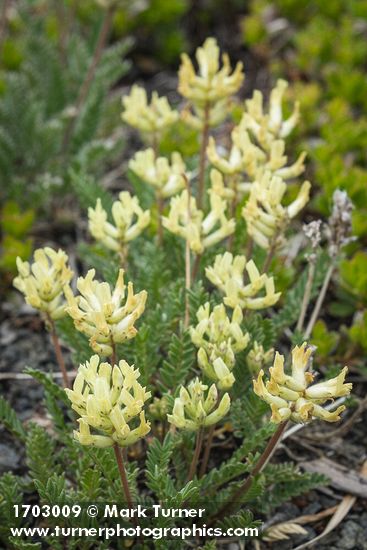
[14,247,73,320]
[167,378,230,431]
[246,342,274,374]
[253,343,352,424]
[129,148,186,198]
[190,302,249,389]
[64,269,147,356]
[162,189,235,254]
[242,171,311,249]
[88,192,150,255]
[206,252,281,310]
[66,355,151,447]
[121,85,178,138]
[178,37,244,106]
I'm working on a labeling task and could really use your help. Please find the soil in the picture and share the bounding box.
[1,302,367,550]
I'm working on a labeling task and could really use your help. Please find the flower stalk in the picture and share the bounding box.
[187,428,204,481]
[113,444,135,511]
[47,315,71,389]
[198,102,210,209]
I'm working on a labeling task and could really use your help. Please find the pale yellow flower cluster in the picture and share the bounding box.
[206,252,281,310]
[66,355,151,448]
[129,149,186,198]
[254,343,352,424]
[121,85,178,137]
[162,188,235,254]
[167,378,230,431]
[209,119,306,183]
[243,79,300,147]
[179,37,244,129]
[88,192,150,254]
[14,248,73,320]
[64,269,146,356]
[242,172,311,249]
[190,303,249,390]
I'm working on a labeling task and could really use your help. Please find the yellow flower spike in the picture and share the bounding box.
[65,269,147,356]
[14,247,73,321]
[129,148,187,198]
[66,355,151,448]
[167,377,230,431]
[88,192,150,254]
[162,188,234,254]
[242,171,311,250]
[121,85,178,137]
[206,252,281,310]
[255,345,352,424]
[178,37,244,107]
[243,79,300,147]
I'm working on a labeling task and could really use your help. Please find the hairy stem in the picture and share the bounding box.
[197,102,210,209]
[262,239,277,273]
[246,236,253,260]
[47,316,70,389]
[61,6,114,153]
[199,424,215,478]
[113,444,135,512]
[304,263,334,339]
[156,190,164,246]
[187,428,204,481]
[214,421,287,520]
[296,259,316,333]
[110,340,117,366]
[184,176,192,329]
[192,253,201,282]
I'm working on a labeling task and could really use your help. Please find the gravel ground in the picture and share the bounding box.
[1,302,366,550]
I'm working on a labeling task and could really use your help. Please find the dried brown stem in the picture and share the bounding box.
[304,263,334,339]
[61,6,114,153]
[296,260,316,333]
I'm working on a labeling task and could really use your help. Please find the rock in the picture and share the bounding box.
[0,442,20,473]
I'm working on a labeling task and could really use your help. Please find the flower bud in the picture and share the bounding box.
[167,378,230,431]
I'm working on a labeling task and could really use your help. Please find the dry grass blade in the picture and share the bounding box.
[263,522,308,542]
[291,494,355,550]
[292,461,367,550]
